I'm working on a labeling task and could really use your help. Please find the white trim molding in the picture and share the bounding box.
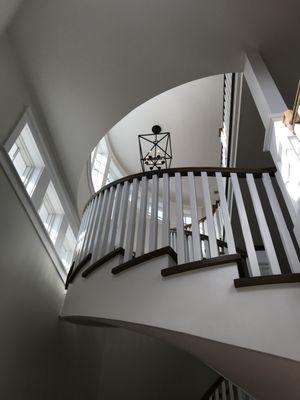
[0,107,81,282]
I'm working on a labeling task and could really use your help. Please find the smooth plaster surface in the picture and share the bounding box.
[0,33,219,400]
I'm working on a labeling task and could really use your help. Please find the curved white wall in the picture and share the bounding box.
[63,254,300,363]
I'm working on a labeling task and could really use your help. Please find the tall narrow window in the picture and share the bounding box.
[38,182,64,244]
[8,123,44,196]
[60,226,77,270]
[91,138,109,191]
[2,109,79,280]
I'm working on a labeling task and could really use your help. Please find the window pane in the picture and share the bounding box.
[8,123,45,197]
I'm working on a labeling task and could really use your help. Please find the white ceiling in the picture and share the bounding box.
[0,0,23,35]
[6,0,300,204]
[108,75,223,174]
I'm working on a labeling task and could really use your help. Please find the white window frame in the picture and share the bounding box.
[88,134,127,194]
[0,108,80,282]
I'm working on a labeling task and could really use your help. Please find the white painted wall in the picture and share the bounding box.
[0,33,219,399]
[63,253,300,364]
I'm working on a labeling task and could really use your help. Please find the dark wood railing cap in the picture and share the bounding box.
[84,166,276,212]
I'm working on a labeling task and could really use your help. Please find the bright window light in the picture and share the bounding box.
[60,226,76,271]
[91,137,109,191]
[8,123,44,196]
[38,181,64,244]
[106,159,122,184]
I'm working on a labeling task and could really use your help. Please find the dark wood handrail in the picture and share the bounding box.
[84,166,276,211]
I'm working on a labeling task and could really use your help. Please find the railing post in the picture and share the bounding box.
[216,172,236,254]
[262,173,300,273]
[162,173,170,247]
[98,186,116,258]
[246,173,281,275]
[175,172,186,264]
[136,176,148,257]
[201,172,219,257]
[107,183,122,253]
[188,171,202,261]
[124,178,139,262]
[231,172,260,276]
[149,174,159,252]
[94,189,109,262]
[115,181,130,248]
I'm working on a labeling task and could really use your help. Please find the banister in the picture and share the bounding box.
[84,166,277,211]
[68,163,300,289]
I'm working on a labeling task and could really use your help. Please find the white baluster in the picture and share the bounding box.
[124,178,139,262]
[215,387,220,400]
[107,183,122,253]
[87,196,102,254]
[98,186,116,258]
[80,198,95,258]
[94,189,110,261]
[173,231,177,252]
[90,192,104,264]
[246,173,281,275]
[136,176,148,257]
[149,174,159,252]
[175,173,186,264]
[184,233,189,261]
[87,194,101,258]
[216,172,236,254]
[73,206,89,265]
[237,386,243,400]
[231,173,260,276]
[228,381,235,400]
[187,234,194,262]
[201,172,219,257]
[162,173,170,247]
[221,381,227,400]
[214,211,221,240]
[77,201,93,263]
[263,173,300,273]
[187,172,202,261]
[116,181,130,248]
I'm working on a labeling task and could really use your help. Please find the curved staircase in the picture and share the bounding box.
[62,167,300,399]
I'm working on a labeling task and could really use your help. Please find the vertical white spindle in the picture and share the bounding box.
[184,233,189,261]
[80,199,95,258]
[237,387,243,400]
[107,184,122,253]
[98,186,116,258]
[162,173,170,247]
[231,173,260,276]
[116,181,130,248]
[187,172,202,260]
[173,231,177,252]
[149,174,159,252]
[90,192,104,264]
[214,212,221,240]
[73,206,89,265]
[263,173,300,273]
[77,201,93,262]
[216,172,236,254]
[124,178,139,262]
[87,194,101,257]
[187,234,194,262]
[228,381,235,400]
[221,381,227,400]
[215,387,220,400]
[94,189,110,261]
[201,172,218,257]
[246,173,281,275]
[175,173,186,264]
[136,177,148,257]
[86,196,101,255]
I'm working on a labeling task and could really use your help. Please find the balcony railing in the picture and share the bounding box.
[67,166,300,287]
